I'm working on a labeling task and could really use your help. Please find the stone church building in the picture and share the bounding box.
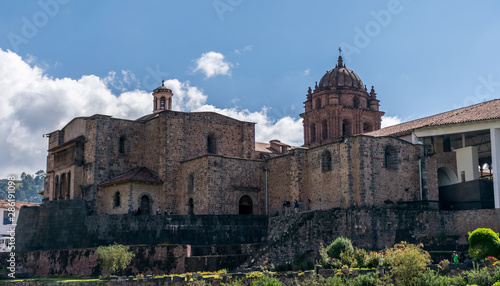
[42,55,500,216]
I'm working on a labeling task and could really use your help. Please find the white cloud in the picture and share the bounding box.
[381,115,402,128]
[234,45,253,54]
[193,51,233,78]
[302,69,310,76]
[0,49,303,178]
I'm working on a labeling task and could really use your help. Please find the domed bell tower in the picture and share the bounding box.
[300,53,384,147]
[153,80,173,113]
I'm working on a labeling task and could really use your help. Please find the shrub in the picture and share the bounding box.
[365,252,382,268]
[340,251,354,268]
[252,275,285,286]
[318,243,342,269]
[353,248,367,268]
[468,228,500,260]
[327,237,354,259]
[464,264,494,286]
[348,272,380,286]
[417,270,451,286]
[96,243,135,274]
[386,241,431,286]
[320,275,345,286]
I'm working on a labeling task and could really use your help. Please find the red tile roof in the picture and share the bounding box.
[366,99,500,137]
[100,167,163,187]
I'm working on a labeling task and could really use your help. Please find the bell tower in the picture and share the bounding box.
[152,80,173,113]
[300,54,384,147]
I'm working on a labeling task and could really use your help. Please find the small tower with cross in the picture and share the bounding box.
[152,80,174,113]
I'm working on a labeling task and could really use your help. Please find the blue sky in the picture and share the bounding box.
[1,0,500,178]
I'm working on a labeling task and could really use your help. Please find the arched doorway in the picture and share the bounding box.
[188,198,194,215]
[140,195,150,215]
[437,167,458,187]
[239,195,253,215]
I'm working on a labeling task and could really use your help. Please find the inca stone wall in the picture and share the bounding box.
[3,245,186,277]
[263,207,500,265]
[16,200,268,252]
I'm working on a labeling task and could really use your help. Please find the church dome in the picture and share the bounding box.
[318,56,365,92]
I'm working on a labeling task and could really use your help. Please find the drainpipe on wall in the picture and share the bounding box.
[264,168,269,216]
[419,158,423,201]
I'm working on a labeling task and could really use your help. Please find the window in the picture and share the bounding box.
[310,123,316,143]
[239,195,253,215]
[119,136,126,154]
[321,150,332,172]
[187,173,194,193]
[342,119,351,136]
[54,175,59,200]
[66,172,71,198]
[114,191,121,207]
[363,122,372,133]
[160,97,166,109]
[3,211,11,225]
[322,120,328,140]
[207,133,216,154]
[316,98,321,109]
[384,145,398,169]
[60,173,66,200]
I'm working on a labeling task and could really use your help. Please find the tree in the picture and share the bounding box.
[326,236,354,259]
[386,241,431,286]
[96,243,135,275]
[468,228,500,260]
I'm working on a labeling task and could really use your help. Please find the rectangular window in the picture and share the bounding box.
[3,211,11,225]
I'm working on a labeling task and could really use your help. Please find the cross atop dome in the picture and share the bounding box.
[337,47,344,68]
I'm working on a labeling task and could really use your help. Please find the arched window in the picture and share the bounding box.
[187,173,194,193]
[188,198,194,215]
[321,150,332,172]
[160,97,166,109]
[54,175,59,200]
[363,122,372,133]
[119,136,126,154]
[316,97,321,109]
[207,133,217,154]
[239,195,253,215]
[322,120,328,140]
[342,119,352,136]
[60,173,66,200]
[114,191,121,207]
[310,123,316,143]
[384,145,398,169]
[66,171,71,198]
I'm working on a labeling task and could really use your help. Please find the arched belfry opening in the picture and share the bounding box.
[152,80,173,113]
[300,49,384,147]
[239,195,253,215]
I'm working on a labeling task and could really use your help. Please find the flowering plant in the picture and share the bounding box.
[342,264,349,269]
[439,259,449,265]
[136,274,145,279]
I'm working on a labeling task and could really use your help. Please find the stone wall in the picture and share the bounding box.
[263,207,500,265]
[0,245,186,277]
[16,200,268,252]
